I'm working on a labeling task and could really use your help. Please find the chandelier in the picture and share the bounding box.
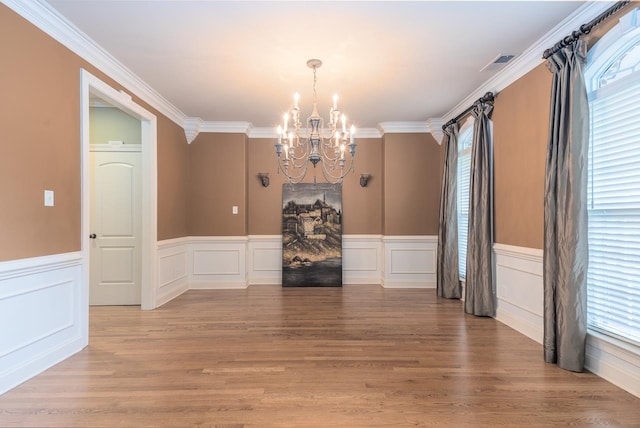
[275,59,356,184]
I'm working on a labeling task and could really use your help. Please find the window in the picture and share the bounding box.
[586,9,640,345]
[457,120,474,279]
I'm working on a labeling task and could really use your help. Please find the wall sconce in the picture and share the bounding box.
[258,172,270,187]
[360,173,371,187]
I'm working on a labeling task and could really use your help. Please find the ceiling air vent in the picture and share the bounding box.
[480,54,516,72]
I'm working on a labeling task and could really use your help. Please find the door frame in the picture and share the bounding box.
[80,69,158,331]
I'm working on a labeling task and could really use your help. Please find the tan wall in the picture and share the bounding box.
[493,64,552,249]
[0,5,82,261]
[247,137,382,235]
[0,4,188,260]
[382,133,442,235]
[247,138,288,235]
[342,138,382,235]
[189,133,247,236]
[157,116,189,240]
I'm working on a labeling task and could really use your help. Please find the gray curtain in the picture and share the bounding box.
[464,101,495,316]
[543,40,589,372]
[437,123,461,299]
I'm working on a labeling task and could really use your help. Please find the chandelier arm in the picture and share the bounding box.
[277,156,310,183]
[320,157,355,185]
[319,141,340,162]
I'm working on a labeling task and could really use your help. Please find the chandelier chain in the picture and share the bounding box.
[312,66,318,104]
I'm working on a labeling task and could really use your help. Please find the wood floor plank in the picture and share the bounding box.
[1,285,639,427]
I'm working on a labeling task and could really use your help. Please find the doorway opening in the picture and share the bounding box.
[79,69,158,343]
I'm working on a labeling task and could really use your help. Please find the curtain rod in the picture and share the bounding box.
[542,0,631,59]
[441,92,494,131]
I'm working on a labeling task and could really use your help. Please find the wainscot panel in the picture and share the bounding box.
[493,243,544,343]
[342,235,383,285]
[247,235,282,285]
[0,252,84,395]
[156,238,189,307]
[188,237,249,289]
[382,236,437,288]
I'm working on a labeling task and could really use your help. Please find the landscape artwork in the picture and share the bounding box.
[282,183,342,287]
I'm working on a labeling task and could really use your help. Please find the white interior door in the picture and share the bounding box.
[90,149,142,305]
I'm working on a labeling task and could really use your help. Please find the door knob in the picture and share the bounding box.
[89,233,97,239]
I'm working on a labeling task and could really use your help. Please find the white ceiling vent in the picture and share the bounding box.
[480,54,517,72]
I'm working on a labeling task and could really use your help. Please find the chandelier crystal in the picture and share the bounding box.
[275,59,356,184]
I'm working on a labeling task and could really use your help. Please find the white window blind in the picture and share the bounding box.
[587,68,640,345]
[457,127,473,279]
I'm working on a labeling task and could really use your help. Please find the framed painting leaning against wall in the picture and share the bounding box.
[282,183,342,287]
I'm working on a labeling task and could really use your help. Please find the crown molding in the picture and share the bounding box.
[4,0,188,127]
[247,127,277,139]
[185,119,253,142]
[425,118,444,145]
[377,122,429,135]
[183,117,203,144]
[355,128,383,138]
[441,1,618,124]
[198,121,253,134]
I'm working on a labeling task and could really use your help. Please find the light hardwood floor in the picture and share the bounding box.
[1,285,639,427]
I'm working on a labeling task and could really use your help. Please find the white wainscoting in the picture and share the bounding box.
[189,237,249,289]
[0,252,85,395]
[246,235,383,285]
[382,236,437,288]
[156,237,189,306]
[493,243,544,343]
[493,243,640,398]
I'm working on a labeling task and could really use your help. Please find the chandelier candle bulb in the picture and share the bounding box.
[333,94,338,110]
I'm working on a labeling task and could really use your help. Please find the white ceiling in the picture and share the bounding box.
[44,0,586,130]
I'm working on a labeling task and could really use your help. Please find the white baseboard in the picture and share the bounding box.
[382,279,436,289]
[586,332,640,398]
[188,280,249,290]
[0,252,85,395]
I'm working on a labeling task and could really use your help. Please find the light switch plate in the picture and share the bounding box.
[232,206,238,215]
[44,190,54,207]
